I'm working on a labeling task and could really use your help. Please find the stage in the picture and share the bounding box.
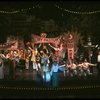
[0,68,100,98]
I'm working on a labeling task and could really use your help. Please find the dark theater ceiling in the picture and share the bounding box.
[0,1,100,44]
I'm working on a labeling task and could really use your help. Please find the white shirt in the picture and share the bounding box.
[98,55,100,62]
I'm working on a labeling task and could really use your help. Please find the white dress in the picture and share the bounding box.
[0,58,4,79]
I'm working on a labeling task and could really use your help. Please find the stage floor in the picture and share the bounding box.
[0,68,100,98]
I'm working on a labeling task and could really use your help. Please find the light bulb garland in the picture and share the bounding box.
[55,4,100,15]
[0,4,41,14]
[0,4,99,15]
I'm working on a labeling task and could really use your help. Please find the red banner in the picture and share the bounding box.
[67,34,74,63]
[68,48,74,61]
[32,34,60,44]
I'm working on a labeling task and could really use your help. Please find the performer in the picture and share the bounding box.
[18,49,26,71]
[4,52,11,77]
[68,60,77,77]
[28,45,38,70]
[42,44,49,54]
[50,61,65,87]
[25,49,31,70]
[48,43,63,57]
[81,59,96,76]
[13,50,19,64]
[0,55,4,79]
[36,53,41,72]
[97,51,100,79]
[9,51,16,80]
[0,52,9,77]
[41,52,49,75]
[41,52,50,86]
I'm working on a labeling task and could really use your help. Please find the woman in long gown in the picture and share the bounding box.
[0,56,4,79]
[50,61,65,87]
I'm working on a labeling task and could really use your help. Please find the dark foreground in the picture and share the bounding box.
[0,69,100,98]
[0,78,100,98]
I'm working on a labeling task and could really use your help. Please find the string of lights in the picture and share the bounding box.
[0,4,100,15]
[55,4,100,15]
[0,4,41,14]
[0,85,100,90]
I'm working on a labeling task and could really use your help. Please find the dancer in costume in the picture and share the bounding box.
[50,61,65,87]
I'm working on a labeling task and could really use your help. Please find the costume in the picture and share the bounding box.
[36,56,41,71]
[82,62,94,76]
[41,55,50,86]
[68,63,77,77]
[50,62,65,87]
[97,53,100,78]
[0,58,4,79]
[31,49,38,70]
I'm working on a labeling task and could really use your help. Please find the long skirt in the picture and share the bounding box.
[43,71,51,86]
[52,72,59,87]
[0,66,4,79]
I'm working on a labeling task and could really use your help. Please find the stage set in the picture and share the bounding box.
[0,32,99,88]
[0,1,100,98]
[0,32,99,98]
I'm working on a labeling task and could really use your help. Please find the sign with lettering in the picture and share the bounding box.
[32,34,60,44]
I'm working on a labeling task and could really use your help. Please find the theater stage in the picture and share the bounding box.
[0,68,100,98]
